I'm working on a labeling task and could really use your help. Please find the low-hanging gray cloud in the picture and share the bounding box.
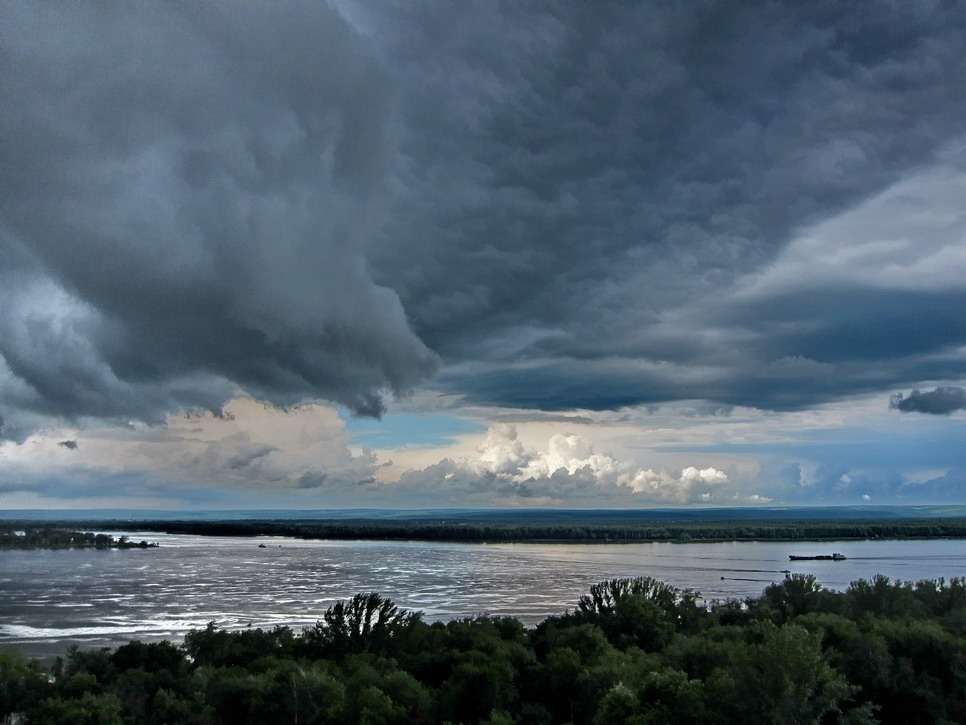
[363,1,966,413]
[891,386,966,415]
[3,1,966,439]
[0,1,435,437]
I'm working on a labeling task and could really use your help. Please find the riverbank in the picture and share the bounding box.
[0,528,159,550]
[5,515,966,545]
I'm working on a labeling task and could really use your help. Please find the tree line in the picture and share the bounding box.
[8,517,966,544]
[2,574,964,724]
[0,529,157,550]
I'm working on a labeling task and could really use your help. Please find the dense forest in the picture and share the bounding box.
[0,529,157,550]
[2,574,964,724]
[12,516,966,544]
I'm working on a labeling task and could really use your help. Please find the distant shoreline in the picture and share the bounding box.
[5,515,966,545]
[0,529,159,550]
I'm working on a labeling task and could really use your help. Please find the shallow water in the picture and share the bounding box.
[1,532,964,657]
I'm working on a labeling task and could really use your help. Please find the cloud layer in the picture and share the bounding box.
[1,3,965,507]
[3,396,964,508]
[3,2,966,440]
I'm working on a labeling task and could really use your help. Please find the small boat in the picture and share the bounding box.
[788,553,846,561]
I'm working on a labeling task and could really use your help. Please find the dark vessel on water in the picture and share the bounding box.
[789,552,847,561]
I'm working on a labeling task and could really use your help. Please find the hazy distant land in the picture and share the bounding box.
[4,506,966,544]
[0,529,158,550]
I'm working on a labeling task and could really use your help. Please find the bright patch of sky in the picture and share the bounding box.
[339,411,485,450]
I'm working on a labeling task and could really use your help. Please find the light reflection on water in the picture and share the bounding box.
[1,533,964,656]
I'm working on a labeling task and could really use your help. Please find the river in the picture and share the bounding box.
[2,532,964,657]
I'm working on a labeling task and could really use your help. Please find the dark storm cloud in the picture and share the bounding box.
[0,1,435,436]
[3,1,966,434]
[891,387,966,415]
[364,1,966,411]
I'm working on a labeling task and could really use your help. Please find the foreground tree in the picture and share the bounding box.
[301,593,421,658]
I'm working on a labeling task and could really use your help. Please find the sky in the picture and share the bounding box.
[1,1,965,509]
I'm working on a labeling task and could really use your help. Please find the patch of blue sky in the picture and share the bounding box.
[340,411,485,449]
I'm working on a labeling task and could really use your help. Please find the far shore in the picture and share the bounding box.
[4,514,966,546]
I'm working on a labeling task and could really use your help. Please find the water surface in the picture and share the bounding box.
[2,533,963,657]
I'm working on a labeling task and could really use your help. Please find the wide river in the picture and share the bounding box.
[2,532,964,657]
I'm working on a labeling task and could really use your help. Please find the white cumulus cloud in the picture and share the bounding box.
[438,424,732,505]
